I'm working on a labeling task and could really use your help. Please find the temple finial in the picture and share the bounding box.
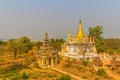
[77,20,83,36]
[45,32,48,37]
[67,30,71,42]
[79,20,82,23]
[44,32,49,41]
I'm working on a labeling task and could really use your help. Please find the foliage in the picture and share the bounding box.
[33,63,41,69]
[95,38,104,53]
[89,25,103,53]
[57,74,71,80]
[95,77,100,80]
[0,61,29,79]
[89,26,120,54]
[102,38,120,54]
[33,41,42,49]
[50,38,64,51]
[96,68,107,76]
[8,39,17,58]
[17,36,33,54]
[63,63,72,68]
[21,71,29,80]
[82,61,90,66]
[8,36,33,58]
[0,40,3,46]
[89,25,103,40]
[81,75,88,79]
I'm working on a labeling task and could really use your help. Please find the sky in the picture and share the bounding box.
[0,0,120,40]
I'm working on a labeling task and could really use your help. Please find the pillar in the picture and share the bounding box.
[56,56,58,64]
[38,59,41,66]
[51,58,54,66]
[41,57,44,66]
[46,58,49,67]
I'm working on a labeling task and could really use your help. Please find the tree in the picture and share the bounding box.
[89,25,103,40]
[8,39,18,59]
[8,36,33,59]
[50,38,64,51]
[33,41,42,49]
[17,36,32,54]
[102,38,120,54]
[0,41,4,57]
[0,41,3,46]
[89,25,104,53]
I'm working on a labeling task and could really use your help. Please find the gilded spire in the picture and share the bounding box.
[68,30,71,37]
[67,30,71,42]
[77,20,83,36]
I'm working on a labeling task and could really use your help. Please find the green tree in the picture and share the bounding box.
[0,41,4,57]
[34,41,42,49]
[89,25,103,40]
[102,38,120,54]
[50,38,64,51]
[89,25,104,53]
[17,36,32,54]
[8,36,33,58]
[0,41,3,46]
[8,39,18,59]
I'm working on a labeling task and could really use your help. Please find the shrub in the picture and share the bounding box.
[57,74,71,80]
[81,75,88,79]
[95,77,100,80]
[96,68,106,76]
[30,74,38,79]
[47,73,53,78]
[63,63,71,68]
[21,71,29,80]
[117,71,120,74]
[33,63,41,69]
[82,61,90,66]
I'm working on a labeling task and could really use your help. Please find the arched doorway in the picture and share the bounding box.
[49,58,51,65]
[44,58,47,65]
[53,56,56,65]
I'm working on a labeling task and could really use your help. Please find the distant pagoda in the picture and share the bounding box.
[37,33,58,68]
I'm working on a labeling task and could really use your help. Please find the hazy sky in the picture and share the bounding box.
[0,0,120,40]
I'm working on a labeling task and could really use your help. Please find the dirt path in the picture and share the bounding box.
[103,66,120,80]
[51,67,86,80]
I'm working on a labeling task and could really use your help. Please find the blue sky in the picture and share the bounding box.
[0,0,120,40]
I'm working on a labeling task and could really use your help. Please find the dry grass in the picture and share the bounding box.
[56,57,115,80]
[0,51,62,80]
[0,52,119,80]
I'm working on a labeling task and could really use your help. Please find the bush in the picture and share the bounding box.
[95,77,100,80]
[82,61,90,66]
[81,75,88,79]
[57,74,71,80]
[33,63,41,69]
[75,66,82,70]
[117,71,120,74]
[96,68,106,76]
[30,74,38,79]
[21,71,29,80]
[63,63,71,68]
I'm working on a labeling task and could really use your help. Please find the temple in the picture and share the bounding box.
[37,33,58,68]
[61,20,97,60]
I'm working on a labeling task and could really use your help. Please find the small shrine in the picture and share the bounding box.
[37,33,58,68]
